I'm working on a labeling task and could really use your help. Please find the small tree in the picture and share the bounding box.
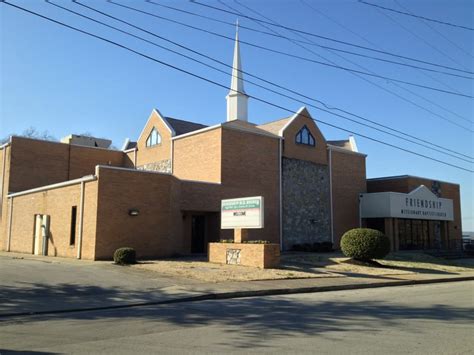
[340,228,390,262]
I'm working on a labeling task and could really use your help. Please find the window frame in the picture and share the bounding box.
[295,125,315,147]
[145,127,162,148]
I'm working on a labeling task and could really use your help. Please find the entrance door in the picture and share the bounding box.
[191,215,206,254]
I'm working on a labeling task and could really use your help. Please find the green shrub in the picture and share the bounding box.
[340,228,390,261]
[113,247,136,265]
[220,239,234,243]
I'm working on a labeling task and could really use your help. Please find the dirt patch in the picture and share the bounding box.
[133,260,338,282]
[282,252,474,276]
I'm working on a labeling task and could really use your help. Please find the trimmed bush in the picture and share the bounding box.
[340,228,390,261]
[243,240,271,244]
[113,247,136,265]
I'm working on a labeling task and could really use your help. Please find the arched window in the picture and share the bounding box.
[145,127,162,147]
[295,125,315,146]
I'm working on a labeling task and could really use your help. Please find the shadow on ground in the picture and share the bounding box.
[1,281,473,350]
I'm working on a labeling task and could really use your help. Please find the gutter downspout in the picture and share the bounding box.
[328,148,334,244]
[279,139,283,251]
[7,197,13,252]
[1,143,8,211]
[170,139,174,174]
[77,180,86,259]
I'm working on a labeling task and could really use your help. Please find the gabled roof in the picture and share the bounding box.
[223,120,280,139]
[164,117,208,136]
[257,116,292,135]
[327,139,351,150]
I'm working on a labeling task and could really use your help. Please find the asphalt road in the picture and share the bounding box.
[1,281,472,354]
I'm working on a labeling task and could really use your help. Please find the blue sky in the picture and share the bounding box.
[1,0,473,230]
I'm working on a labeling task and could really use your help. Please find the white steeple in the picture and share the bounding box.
[226,20,249,122]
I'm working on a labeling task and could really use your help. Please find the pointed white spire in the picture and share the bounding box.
[226,19,248,122]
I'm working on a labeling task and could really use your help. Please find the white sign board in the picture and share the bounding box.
[221,196,264,229]
[360,185,454,221]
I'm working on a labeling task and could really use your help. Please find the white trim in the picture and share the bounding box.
[121,138,130,151]
[327,144,367,157]
[97,164,172,176]
[329,148,334,244]
[367,175,459,186]
[123,147,136,153]
[278,106,307,136]
[170,139,174,174]
[137,108,175,144]
[77,181,85,259]
[349,135,359,152]
[7,197,13,252]
[279,139,283,251]
[0,139,11,149]
[8,175,97,198]
[171,124,222,141]
[1,143,7,205]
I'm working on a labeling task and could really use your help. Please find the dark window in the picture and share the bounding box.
[70,206,77,246]
[145,127,162,147]
[295,125,315,146]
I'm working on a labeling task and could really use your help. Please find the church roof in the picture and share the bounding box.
[223,120,280,138]
[327,139,352,150]
[165,117,208,136]
[257,116,292,135]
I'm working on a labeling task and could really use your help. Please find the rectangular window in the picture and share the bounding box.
[70,206,77,246]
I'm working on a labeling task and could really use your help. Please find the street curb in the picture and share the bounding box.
[1,275,473,319]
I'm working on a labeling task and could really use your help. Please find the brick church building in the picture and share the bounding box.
[0,30,462,260]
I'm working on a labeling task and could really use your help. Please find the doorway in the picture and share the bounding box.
[191,215,206,254]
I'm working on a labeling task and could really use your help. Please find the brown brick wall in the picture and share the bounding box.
[4,180,98,259]
[282,108,328,166]
[135,110,173,167]
[208,242,280,268]
[330,149,367,248]
[221,128,280,244]
[7,136,124,193]
[94,167,182,260]
[173,128,222,183]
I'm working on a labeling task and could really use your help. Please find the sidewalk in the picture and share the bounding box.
[1,251,473,318]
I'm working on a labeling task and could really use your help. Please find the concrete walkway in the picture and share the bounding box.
[1,252,473,318]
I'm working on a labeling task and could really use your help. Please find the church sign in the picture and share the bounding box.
[221,196,264,229]
[360,185,454,221]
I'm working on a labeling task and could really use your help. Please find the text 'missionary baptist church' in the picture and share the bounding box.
[0,29,463,260]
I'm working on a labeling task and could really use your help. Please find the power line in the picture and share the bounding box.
[69,0,474,160]
[106,1,474,131]
[298,0,473,127]
[189,0,474,75]
[300,0,469,96]
[146,0,473,81]
[104,1,471,100]
[393,0,474,61]
[227,0,473,131]
[369,3,471,74]
[358,0,474,32]
[194,0,473,128]
[2,1,472,173]
[45,0,474,163]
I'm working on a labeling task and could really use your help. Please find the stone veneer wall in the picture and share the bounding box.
[137,159,171,173]
[282,157,331,250]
